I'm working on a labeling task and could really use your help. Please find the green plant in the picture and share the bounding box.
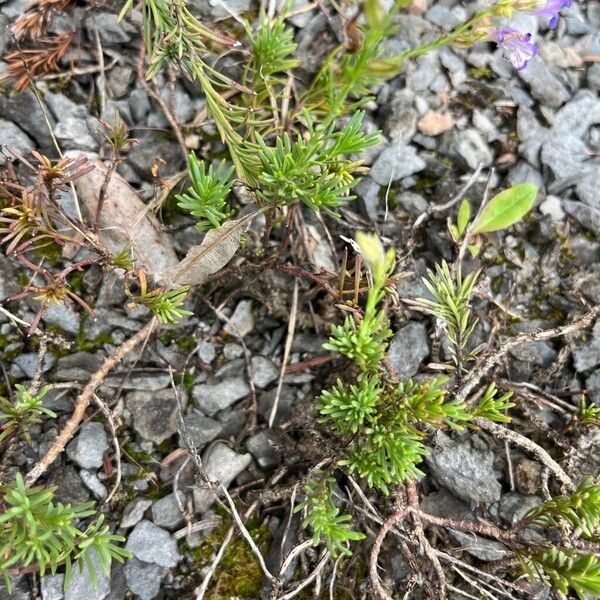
[126,271,192,324]
[0,474,130,591]
[521,548,600,600]
[300,233,514,551]
[176,154,235,231]
[525,478,600,539]
[296,473,365,557]
[0,385,55,444]
[406,261,481,374]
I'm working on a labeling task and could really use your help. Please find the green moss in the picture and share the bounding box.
[188,515,272,599]
[75,329,112,352]
[176,336,197,351]
[467,66,494,80]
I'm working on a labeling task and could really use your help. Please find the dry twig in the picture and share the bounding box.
[25,318,157,486]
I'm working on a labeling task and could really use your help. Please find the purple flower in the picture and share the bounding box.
[490,28,537,70]
[534,0,572,29]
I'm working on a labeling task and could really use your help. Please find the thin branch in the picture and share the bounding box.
[25,318,157,486]
[457,304,600,400]
[474,417,575,492]
[270,277,299,428]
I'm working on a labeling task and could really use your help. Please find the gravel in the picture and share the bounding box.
[573,320,600,372]
[426,434,502,504]
[192,377,250,416]
[151,491,187,530]
[369,140,426,186]
[387,322,430,380]
[120,498,154,529]
[123,558,167,600]
[127,389,181,444]
[193,442,253,513]
[246,430,282,469]
[179,410,223,449]
[223,299,255,337]
[66,422,108,470]
[125,521,181,568]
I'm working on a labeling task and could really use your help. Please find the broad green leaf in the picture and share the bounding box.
[457,199,471,237]
[472,183,537,234]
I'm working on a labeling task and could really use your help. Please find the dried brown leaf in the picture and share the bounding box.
[74,159,179,277]
[160,208,265,287]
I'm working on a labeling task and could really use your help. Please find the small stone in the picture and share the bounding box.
[246,430,282,469]
[509,341,556,366]
[539,195,565,221]
[128,136,184,179]
[251,356,279,388]
[588,63,600,91]
[398,191,428,218]
[223,300,255,337]
[499,492,543,525]
[107,65,135,98]
[43,302,81,335]
[369,141,426,186]
[197,340,216,364]
[192,377,250,416]
[120,497,153,529]
[541,134,589,179]
[515,458,542,494]
[0,120,34,164]
[518,56,570,108]
[55,118,97,150]
[223,342,244,359]
[417,110,455,136]
[66,422,108,470]
[193,443,252,513]
[563,201,600,236]
[0,14,10,55]
[258,385,296,425]
[426,4,460,30]
[179,411,223,449]
[449,531,511,561]
[56,352,104,381]
[86,12,136,45]
[103,372,172,391]
[426,435,502,503]
[553,90,600,138]
[41,574,64,600]
[0,91,55,150]
[573,320,600,372]
[0,256,19,302]
[127,389,180,444]
[189,0,252,19]
[452,129,493,170]
[47,466,90,505]
[586,368,600,404]
[151,491,187,530]
[387,322,429,380]
[64,550,110,600]
[355,176,381,221]
[126,521,181,567]
[13,352,55,379]
[80,469,108,500]
[123,558,167,600]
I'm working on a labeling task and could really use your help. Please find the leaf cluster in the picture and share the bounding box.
[126,271,192,324]
[255,112,379,215]
[522,547,600,600]
[295,473,365,557]
[407,261,480,372]
[0,474,130,592]
[0,385,55,444]
[176,154,235,231]
[525,478,600,539]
